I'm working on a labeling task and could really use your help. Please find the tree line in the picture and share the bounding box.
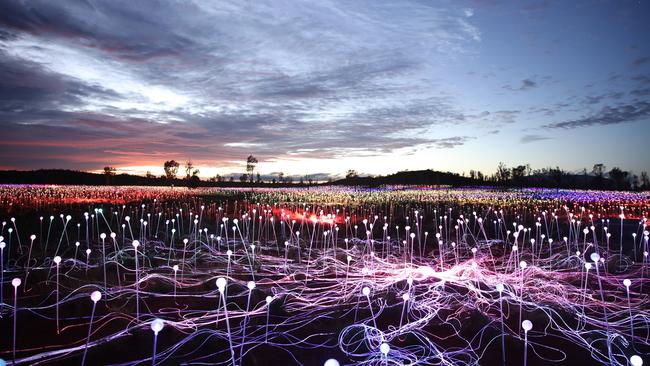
[480,162,649,191]
[78,159,650,191]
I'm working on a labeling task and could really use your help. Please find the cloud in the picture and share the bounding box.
[520,134,551,143]
[427,136,474,149]
[0,0,485,172]
[544,101,650,129]
[632,57,648,66]
[503,78,538,91]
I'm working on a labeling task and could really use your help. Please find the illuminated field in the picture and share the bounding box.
[0,185,648,365]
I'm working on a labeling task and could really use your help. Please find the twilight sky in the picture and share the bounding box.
[0,0,649,179]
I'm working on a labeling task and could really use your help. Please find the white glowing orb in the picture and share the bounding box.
[90,290,102,302]
[151,318,164,334]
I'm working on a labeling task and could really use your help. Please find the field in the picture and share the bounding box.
[0,185,648,365]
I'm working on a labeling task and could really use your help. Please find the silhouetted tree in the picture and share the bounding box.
[164,160,180,182]
[184,160,194,180]
[246,155,258,183]
[145,171,155,179]
[240,173,248,183]
[103,166,116,185]
[609,167,629,190]
[511,165,527,185]
[549,167,565,190]
[278,172,284,183]
[188,168,200,188]
[641,171,649,190]
[495,162,510,183]
[592,163,606,178]
[346,170,358,179]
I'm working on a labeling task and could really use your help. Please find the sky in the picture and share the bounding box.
[0,0,649,179]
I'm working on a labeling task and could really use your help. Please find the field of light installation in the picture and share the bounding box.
[0,185,648,366]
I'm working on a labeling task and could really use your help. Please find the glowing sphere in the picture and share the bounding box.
[216,277,227,292]
[53,256,61,265]
[402,293,410,301]
[623,279,631,287]
[362,287,370,296]
[496,283,504,292]
[12,278,21,287]
[247,281,256,290]
[324,359,340,366]
[150,318,164,334]
[380,342,390,355]
[100,233,106,240]
[630,355,643,366]
[522,320,532,332]
[173,265,179,271]
[0,242,5,250]
[90,290,102,302]
[30,234,36,240]
[132,240,140,248]
[590,253,600,263]
[226,250,233,257]
[519,261,527,269]
[266,296,273,304]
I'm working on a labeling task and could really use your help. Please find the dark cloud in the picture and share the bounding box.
[503,78,537,91]
[544,101,650,129]
[0,51,121,112]
[632,57,648,66]
[520,134,551,143]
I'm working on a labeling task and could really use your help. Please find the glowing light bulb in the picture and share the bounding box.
[590,253,600,263]
[150,318,164,334]
[216,277,227,292]
[90,291,101,303]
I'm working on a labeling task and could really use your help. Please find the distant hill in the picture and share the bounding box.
[330,169,477,187]
[0,169,242,187]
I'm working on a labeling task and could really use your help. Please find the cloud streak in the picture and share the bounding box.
[544,101,650,129]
